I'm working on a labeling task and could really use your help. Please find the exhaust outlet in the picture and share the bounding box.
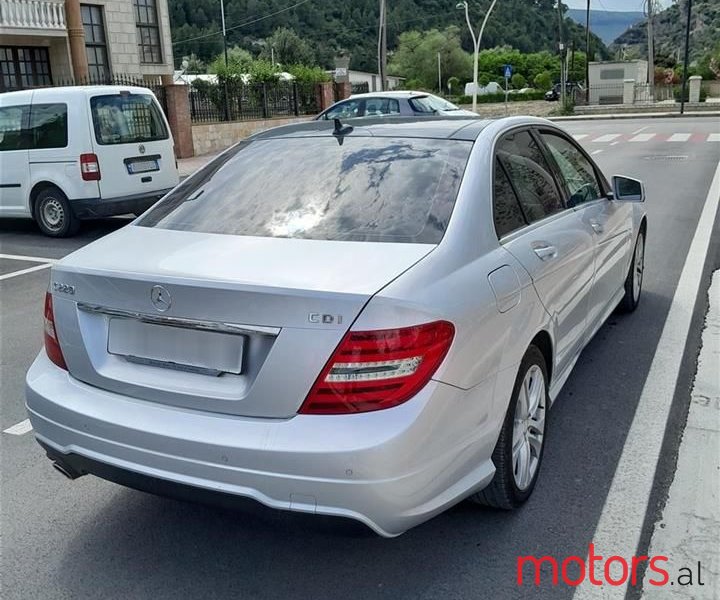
[52,460,82,480]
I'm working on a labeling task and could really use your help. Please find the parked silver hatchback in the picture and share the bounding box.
[26,116,647,536]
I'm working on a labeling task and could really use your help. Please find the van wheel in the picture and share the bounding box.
[35,188,80,237]
[472,345,548,509]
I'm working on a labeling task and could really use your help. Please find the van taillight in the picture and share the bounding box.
[44,292,67,370]
[80,153,101,181]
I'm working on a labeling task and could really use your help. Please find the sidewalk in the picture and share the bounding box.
[178,152,220,178]
[642,271,720,598]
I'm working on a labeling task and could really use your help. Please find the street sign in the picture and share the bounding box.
[503,64,513,79]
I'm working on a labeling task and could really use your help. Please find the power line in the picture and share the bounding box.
[172,0,314,46]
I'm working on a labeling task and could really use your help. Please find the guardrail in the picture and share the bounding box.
[0,0,66,30]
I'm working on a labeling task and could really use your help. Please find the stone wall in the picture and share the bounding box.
[191,116,314,156]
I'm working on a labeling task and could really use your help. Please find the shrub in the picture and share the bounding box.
[287,64,330,83]
[534,71,553,91]
[456,90,545,104]
[673,85,708,102]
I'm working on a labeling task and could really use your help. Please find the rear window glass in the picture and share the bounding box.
[91,93,167,145]
[139,136,471,244]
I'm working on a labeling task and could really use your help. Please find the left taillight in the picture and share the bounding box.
[44,292,67,370]
[300,320,455,415]
[80,153,101,181]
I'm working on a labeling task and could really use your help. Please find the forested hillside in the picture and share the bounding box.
[612,0,719,66]
[169,0,608,71]
[567,9,644,45]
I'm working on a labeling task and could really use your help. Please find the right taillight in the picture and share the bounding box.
[300,320,455,415]
[80,153,101,181]
[44,292,67,370]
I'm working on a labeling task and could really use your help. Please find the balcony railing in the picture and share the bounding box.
[0,0,66,30]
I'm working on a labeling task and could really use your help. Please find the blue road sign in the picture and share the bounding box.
[503,64,513,79]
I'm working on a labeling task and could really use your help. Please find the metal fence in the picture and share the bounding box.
[189,80,319,124]
[633,83,675,104]
[351,82,370,94]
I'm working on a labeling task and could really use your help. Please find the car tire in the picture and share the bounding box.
[34,187,80,238]
[617,230,645,313]
[472,345,548,509]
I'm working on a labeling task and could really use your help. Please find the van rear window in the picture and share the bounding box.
[90,93,168,145]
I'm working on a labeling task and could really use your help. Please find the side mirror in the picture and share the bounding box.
[612,175,645,203]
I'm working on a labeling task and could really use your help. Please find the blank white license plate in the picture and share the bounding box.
[107,318,244,375]
[127,159,159,174]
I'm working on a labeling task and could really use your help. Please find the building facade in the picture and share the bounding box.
[588,60,648,105]
[0,0,174,92]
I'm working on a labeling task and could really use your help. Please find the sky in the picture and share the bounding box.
[564,0,673,11]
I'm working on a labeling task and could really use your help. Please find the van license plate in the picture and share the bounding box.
[127,159,159,174]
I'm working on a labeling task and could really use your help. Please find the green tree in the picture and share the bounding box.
[208,46,253,77]
[287,64,330,83]
[259,27,316,67]
[389,27,472,90]
[534,71,553,91]
[182,53,206,74]
[511,73,526,89]
[447,76,460,95]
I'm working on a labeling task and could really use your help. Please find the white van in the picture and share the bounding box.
[0,86,179,237]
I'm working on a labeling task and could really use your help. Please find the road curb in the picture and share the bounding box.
[550,111,720,122]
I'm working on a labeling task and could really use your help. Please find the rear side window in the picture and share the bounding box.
[0,103,67,150]
[0,105,30,151]
[364,97,400,116]
[496,130,564,224]
[91,93,168,145]
[139,136,471,244]
[31,103,68,149]
[493,159,527,238]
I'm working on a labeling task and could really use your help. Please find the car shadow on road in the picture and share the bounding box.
[49,289,674,600]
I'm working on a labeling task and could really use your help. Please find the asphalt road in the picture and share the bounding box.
[1,116,719,600]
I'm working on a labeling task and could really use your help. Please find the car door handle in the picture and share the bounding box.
[532,242,558,261]
[590,221,604,234]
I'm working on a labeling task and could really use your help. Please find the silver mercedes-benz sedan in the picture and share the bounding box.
[26,116,647,537]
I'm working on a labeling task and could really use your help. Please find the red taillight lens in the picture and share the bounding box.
[80,153,101,181]
[300,321,455,415]
[44,292,67,370]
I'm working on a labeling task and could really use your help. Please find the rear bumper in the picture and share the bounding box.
[70,188,173,218]
[26,351,498,537]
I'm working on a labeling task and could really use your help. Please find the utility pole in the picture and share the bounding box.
[438,52,442,93]
[557,0,566,106]
[646,0,655,98]
[585,0,590,88]
[220,0,229,121]
[378,0,387,91]
[680,0,693,115]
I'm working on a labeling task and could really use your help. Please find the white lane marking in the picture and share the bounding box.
[0,253,57,264]
[709,133,720,142]
[591,149,603,155]
[3,419,33,435]
[629,133,656,142]
[573,134,588,141]
[0,263,52,281]
[573,159,720,599]
[668,133,691,142]
[610,141,619,146]
[632,125,650,135]
[593,134,622,143]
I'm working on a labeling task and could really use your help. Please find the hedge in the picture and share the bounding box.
[456,90,546,104]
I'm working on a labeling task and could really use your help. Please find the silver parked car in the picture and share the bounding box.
[316,90,478,120]
[26,116,647,537]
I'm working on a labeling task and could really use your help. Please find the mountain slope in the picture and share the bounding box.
[169,0,608,71]
[612,0,719,62]
[567,9,644,45]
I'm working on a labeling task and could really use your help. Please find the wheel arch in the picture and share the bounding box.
[529,330,553,385]
[29,181,67,219]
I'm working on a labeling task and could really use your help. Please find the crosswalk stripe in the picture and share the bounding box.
[668,133,691,142]
[593,134,621,143]
[572,134,588,141]
[629,133,655,142]
[3,419,33,435]
[709,134,720,142]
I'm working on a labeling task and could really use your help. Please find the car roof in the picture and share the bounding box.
[0,85,154,101]
[348,90,433,100]
[250,115,556,142]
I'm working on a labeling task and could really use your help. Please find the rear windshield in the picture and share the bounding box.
[138,136,471,244]
[90,93,168,145]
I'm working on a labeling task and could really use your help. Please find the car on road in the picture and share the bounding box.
[26,116,647,537]
[316,91,478,120]
[544,82,585,102]
[0,86,178,237]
